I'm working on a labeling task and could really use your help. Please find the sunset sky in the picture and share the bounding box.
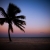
[0,0,50,37]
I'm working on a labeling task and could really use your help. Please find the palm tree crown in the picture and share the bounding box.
[0,3,26,41]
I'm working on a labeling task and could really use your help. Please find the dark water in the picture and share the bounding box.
[0,37,50,43]
[0,37,50,50]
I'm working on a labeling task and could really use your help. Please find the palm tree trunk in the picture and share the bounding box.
[8,24,12,42]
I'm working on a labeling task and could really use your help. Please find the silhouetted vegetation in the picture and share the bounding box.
[0,3,26,42]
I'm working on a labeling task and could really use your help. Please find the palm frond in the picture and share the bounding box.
[19,24,25,28]
[13,19,26,25]
[13,19,25,28]
[13,19,25,32]
[0,18,6,25]
[0,7,8,18]
[9,23,13,33]
[16,15,25,19]
[17,22,25,28]
[7,3,21,17]
[17,20,26,25]
[17,24,25,32]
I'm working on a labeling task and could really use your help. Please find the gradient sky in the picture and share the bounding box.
[0,0,50,37]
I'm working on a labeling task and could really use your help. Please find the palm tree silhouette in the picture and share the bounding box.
[0,3,26,42]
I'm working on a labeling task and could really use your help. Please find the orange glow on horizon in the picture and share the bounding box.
[0,23,50,34]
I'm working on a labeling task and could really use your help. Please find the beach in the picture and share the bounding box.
[0,37,50,50]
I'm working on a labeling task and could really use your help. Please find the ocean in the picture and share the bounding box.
[0,37,50,42]
[0,37,50,50]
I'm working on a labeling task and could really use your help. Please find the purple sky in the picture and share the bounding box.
[0,0,50,37]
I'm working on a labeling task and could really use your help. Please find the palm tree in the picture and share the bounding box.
[0,3,26,42]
